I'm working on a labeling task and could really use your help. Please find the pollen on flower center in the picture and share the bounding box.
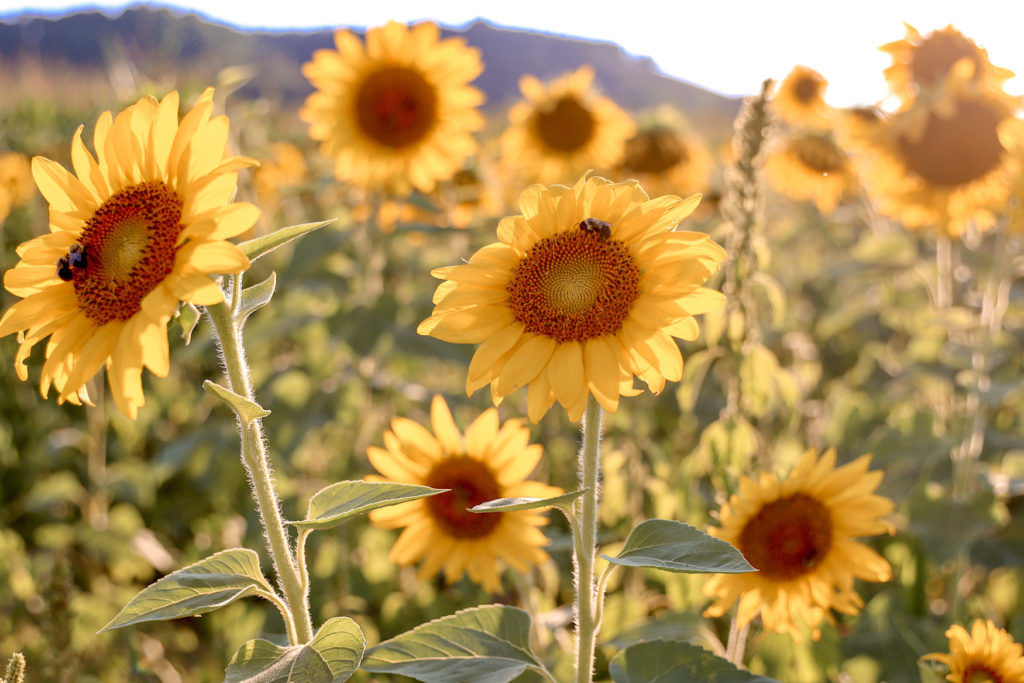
[424,456,503,539]
[506,224,641,342]
[738,493,833,581]
[533,96,595,152]
[74,181,183,326]
[356,66,438,148]
[898,98,1004,187]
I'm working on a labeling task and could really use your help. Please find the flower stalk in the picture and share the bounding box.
[573,396,603,683]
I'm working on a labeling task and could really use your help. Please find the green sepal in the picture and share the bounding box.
[204,379,270,427]
[177,302,201,344]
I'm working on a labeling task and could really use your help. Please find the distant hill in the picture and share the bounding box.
[0,6,741,135]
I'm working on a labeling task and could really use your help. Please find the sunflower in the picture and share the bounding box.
[1000,118,1024,235]
[300,21,485,195]
[702,447,893,641]
[0,89,257,419]
[773,65,832,129]
[417,173,726,422]
[252,141,308,209]
[922,619,1024,683]
[881,24,1015,103]
[764,129,858,214]
[616,116,713,200]
[366,395,562,592]
[0,151,35,216]
[500,66,635,185]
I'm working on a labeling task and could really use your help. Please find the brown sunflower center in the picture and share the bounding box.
[72,181,183,326]
[506,222,641,342]
[533,96,595,153]
[356,66,438,148]
[898,97,1005,187]
[910,32,984,87]
[622,127,687,174]
[793,75,822,104]
[790,133,847,174]
[964,664,1002,683]
[424,456,503,539]
[738,493,833,581]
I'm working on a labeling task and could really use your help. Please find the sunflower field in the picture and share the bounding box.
[1,13,1023,683]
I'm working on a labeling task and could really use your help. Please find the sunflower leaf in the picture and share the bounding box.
[238,271,277,325]
[469,489,586,512]
[100,549,276,632]
[362,605,547,682]
[177,302,200,344]
[238,219,335,262]
[290,481,448,532]
[609,640,780,683]
[203,379,270,427]
[225,617,365,683]
[602,519,755,574]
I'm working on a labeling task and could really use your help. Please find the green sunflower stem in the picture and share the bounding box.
[573,396,603,683]
[206,278,314,645]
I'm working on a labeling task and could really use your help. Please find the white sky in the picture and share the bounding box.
[2,0,1022,106]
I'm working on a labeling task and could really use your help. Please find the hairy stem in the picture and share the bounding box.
[573,397,603,683]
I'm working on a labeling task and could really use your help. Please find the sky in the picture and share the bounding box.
[2,0,1022,107]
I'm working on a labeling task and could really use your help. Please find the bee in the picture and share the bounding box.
[56,243,87,281]
[579,217,612,241]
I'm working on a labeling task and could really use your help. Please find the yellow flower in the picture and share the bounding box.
[702,447,893,642]
[300,21,485,194]
[367,395,562,592]
[501,66,635,185]
[0,151,35,208]
[616,116,713,200]
[253,141,308,208]
[418,173,726,422]
[773,65,832,129]
[0,89,257,419]
[764,130,858,214]
[922,619,1024,683]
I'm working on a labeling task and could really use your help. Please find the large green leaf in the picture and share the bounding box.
[224,617,365,683]
[609,641,780,682]
[470,489,586,512]
[238,220,335,262]
[603,519,755,574]
[101,549,275,631]
[290,481,447,532]
[362,605,546,682]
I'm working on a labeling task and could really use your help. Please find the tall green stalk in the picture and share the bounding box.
[573,396,603,683]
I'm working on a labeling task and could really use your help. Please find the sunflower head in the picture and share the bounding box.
[0,89,258,418]
[922,619,1024,683]
[702,447,894,641]
[300,21,485,194]
[418,173,726,422]
[774,65,832,129]
[366,395,562,592]
[617,115,713,200]
[764,129,857,214]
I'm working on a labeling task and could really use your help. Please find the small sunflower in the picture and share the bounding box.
[252,141,308,209]
[0,89,257,419]
[417,173,726,422]
[764,129,858,214]
[773,65,832,129]
[616,119,713,200]
[501,66,635,185]
[300,21,485,194]
[366,395,562,592]
[922,619,1024,683]
[702,447,893,641]
[0,151,35,215]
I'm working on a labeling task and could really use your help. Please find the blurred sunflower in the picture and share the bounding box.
[501,66,635,184]
[1000,118,1024,235]
[616,119,713,200]
[433,166,505,229]
[417,173,726,422]
[252,141,308,209]
[366,395,562,592]
[300,21,485,194]
[702,447,893,641]
[0,151,35,219]
[764,129,858,214]
[921,619,1024,683]
[773,65,832,129]
[0,89,257,419]
[881,24,1014,103]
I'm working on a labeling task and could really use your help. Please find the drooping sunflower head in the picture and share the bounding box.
[418,173,726,422]
[616,115,713,200]
[501,66,636,185]
[922,619,1024,683]
[774,65,832,129]
[764,129,858,214]
[366,395,562,592]
[702,447,894,641]
[300,21,485,195]
[0,89,258,419]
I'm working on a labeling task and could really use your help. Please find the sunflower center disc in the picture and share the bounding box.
[911,33,983,87]
[793,76,821,104]
[507,225,640,343]
[533,96,596,152]
[356,66,438,148]
[424,457,503,539]
[791,133,846,174]
[963,664,1001,683]
[738,493,833,581]
[623,127,687,174]
[74,181,183,325]
[899,98,1005,187]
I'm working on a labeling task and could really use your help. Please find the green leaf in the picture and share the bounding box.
[290,481,447,532]
[100,549,275,632]
[238,220,335,262]
[225,617,365,683]
[238,271,277,325]
[602,519,755,574]
[917,659,947,683]
[470,489,586,512]
[203,380,270,427]
[177,302,200,344]
[362,605,546,682]
[609,640,780,682]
